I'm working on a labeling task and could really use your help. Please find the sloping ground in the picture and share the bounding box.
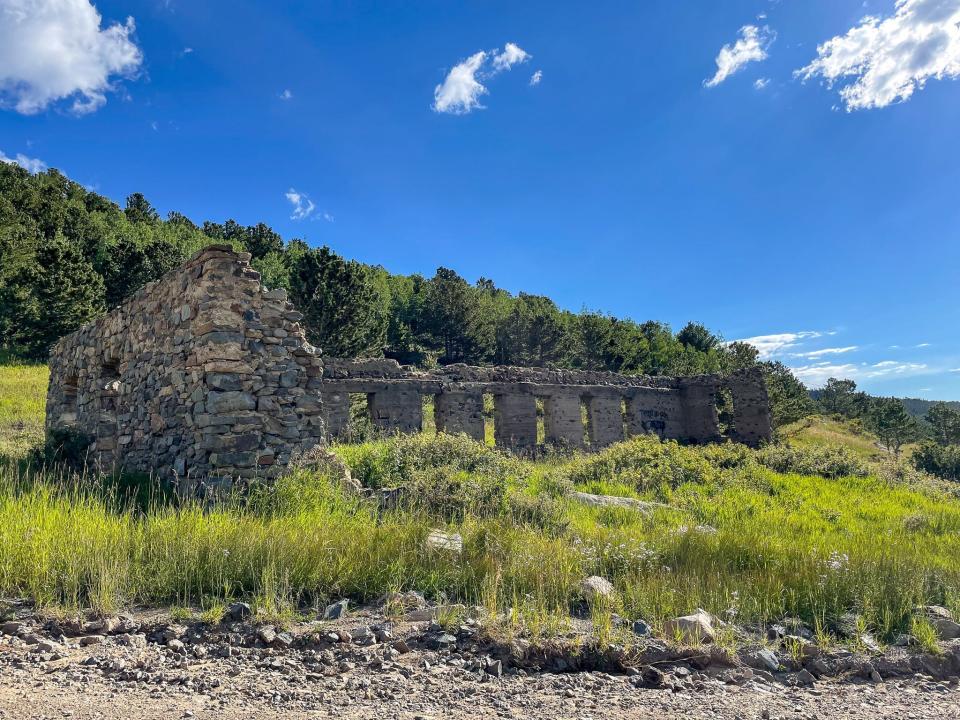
[778,415,899,461]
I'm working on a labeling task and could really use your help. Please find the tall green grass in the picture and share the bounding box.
[2,364,959,643]
[0,362,47,459]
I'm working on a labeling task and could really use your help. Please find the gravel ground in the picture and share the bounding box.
[1,601,959,720]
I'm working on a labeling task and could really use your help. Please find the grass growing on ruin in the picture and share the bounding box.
[2,363,958,644]
[2,431,959,646]
[0,361,47,460]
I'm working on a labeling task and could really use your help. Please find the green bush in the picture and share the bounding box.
[756,443,868,479]
[912,441,960,482]
[561,435,755,492]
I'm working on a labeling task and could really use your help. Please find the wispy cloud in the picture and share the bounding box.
[793,345,858,359]
[285,188,315,221]
[0,0,143,115]
[433,42,532,114]
[734,330,829,359]
[754,77,770,90]
[704,24,775,87]
[796,0,960,111]
[279,89,293,101]
[530,69,542,86]
[0,149,46,173]
[792,360,930,387]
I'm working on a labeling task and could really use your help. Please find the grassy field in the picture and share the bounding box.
[2,363,959,647]
[779,414,919,461]
[0,361,47,460]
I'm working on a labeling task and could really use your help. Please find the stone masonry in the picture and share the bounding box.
[46,246,773,484]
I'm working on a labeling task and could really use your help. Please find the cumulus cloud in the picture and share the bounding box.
[530,69,543,86]
[0,0,143,115]
[735,331,828,359]
[796,0,960,110]
[704,25,775,87]
[285,188,315,221]
[0,149,46,173]
[433,51,488,114]
[433,42,531,114]
[492,42,530,72]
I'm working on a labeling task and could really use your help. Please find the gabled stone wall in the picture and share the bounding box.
[46,245,324,489]
[46,246,773,485]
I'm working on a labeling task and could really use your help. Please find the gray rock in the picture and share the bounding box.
[0,621,24,636]
[631,619,651,636]
[932,618,960,640]
[662,610,715,644]
[580,576,615,603]
[743,648,779,672]
[323,599,349,620]
[79,635,105,646]
[227,602,252,621]
[425,529,463,554]
[257,626,277,645]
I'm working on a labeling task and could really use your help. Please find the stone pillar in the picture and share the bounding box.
[543,391,585,448]
[679,379,723,443]
[727,368,773,447]
[368,386,422,434]
[493,393,537,449]
[626,388,684,440]
[434,391,485,441]
[322,390,350,438]
[586,394,624,448]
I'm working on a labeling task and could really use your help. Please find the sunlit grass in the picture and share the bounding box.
[0,362,47,459]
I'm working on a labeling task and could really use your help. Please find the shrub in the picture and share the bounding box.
[561,435,755,493]
[911,441,960,482]
[338,432,522,489]
[755,443,868,479]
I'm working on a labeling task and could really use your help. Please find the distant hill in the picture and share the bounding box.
[899,397,960,420]
[808,390,960,422]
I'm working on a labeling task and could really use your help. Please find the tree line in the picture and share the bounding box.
[0,163,812,424]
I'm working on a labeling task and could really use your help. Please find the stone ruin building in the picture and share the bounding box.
[46,245,773,487]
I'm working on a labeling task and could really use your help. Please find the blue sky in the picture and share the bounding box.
[2,0,960,398]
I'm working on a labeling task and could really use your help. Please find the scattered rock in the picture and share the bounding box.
[743,648,779,672]
[425,530,463,554]
[227,602,252,621]
[323,599,349,620]
[79,635,105,646]
[631,620,651,636]
[580,576,615,603]
[662,610,715,645]
[257,626,277,645]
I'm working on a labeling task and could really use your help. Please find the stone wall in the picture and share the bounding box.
[46,245,324,489]
[318,360,771,451]
[46,246,773,484]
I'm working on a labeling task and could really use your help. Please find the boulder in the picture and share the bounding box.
[323,599,349,620]
[425,529,463,554]
[580,576,615,603]
[742,648,779,672]
[662,610,715,644]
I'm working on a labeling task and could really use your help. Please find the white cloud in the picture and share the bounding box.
[796,0,960,111]
[734,330,827,359]
[0,149,46,173]
[791,359,930,387]
[321,211,334,223]
[705,25,775,87]
[433,50,488,114]
[280,89,293,100]
[950,368,960,373]
[491,42,530,72]
[754,77,770,89]
[530,69,543,86]
[0,0,143,115]
[285,188,315,221]
[433,43,532,114]
[793,345,859,359]
[915,342,932,347]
